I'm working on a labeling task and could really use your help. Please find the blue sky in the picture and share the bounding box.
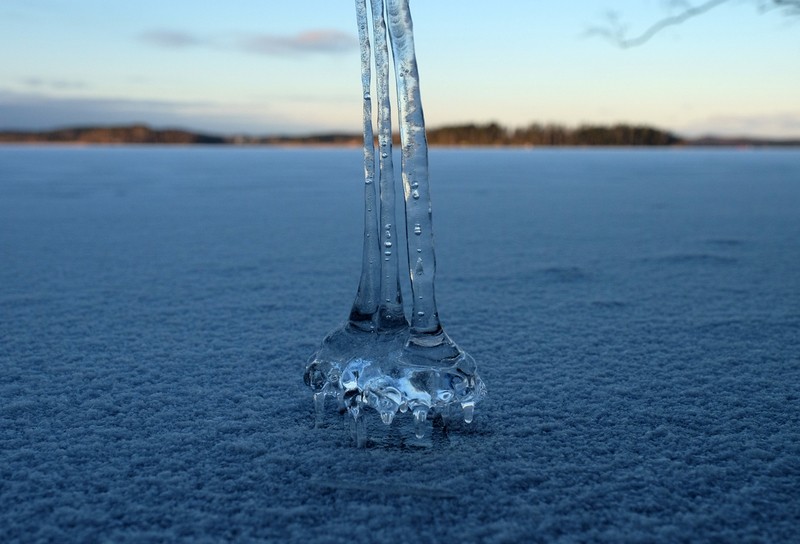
[1,0,798,137]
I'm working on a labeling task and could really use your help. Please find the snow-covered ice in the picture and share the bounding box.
[1,146,799,541]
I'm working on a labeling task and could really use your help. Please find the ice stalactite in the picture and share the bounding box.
[303,0,485,447]
[349,0,381,331]
[372,0,406,334]
[385,0,472,367]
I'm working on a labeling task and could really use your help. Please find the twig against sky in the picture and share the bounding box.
[588,0,730,48]
[588,0,799,48]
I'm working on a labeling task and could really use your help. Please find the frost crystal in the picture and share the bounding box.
[303,0,485,447]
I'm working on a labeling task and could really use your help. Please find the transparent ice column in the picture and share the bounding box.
[303,0,485,447]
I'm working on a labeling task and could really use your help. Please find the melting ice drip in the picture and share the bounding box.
[303,0,485,447]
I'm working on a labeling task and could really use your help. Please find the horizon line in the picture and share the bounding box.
[2,121,800,143]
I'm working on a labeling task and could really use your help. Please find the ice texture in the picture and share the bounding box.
[303,0,485,446]
[304,325,486,445]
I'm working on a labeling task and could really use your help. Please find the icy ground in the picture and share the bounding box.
[1,147,798,542]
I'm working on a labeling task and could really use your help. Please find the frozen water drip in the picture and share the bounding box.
[303,0,485,447]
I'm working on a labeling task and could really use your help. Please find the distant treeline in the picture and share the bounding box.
[1,123,797,147]
[0,122,680,146]
[0,125,225,145]
[427,122,681,146]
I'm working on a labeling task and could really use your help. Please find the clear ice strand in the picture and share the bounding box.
[385,0,445,339]
[349,0,381,330]
[303,0,485,447]
[371,0,406,332]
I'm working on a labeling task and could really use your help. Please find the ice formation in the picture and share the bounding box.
[303,0,485,447]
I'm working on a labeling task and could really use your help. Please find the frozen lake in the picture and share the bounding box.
[1,146,798,541]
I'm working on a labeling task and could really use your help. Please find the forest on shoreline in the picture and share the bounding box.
[1,122,798,147]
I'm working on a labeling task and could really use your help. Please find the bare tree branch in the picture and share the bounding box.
[767,0,800,14]
[588,0,800,48]
[588,0,730,48]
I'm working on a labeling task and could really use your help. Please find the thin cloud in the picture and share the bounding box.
[22,77,87,90]
[137,28,357,56]
[0,89,314,134]
[0,89,199,129]
[137,29,358,56]
[680,113,800,138]
[239,30,357,56]
[138,30,206,48]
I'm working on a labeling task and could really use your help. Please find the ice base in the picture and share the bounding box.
[304,323,485,447]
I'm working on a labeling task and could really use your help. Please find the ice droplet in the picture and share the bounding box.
[462,401,475,424]
[413,223,422,235]
[413,408,428,439]
[349,408,367,448]
[412,189,420,199]
[438,390,454,403]
[384,241,392,248]
[341,368,357,391]
[313,392,325,428]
